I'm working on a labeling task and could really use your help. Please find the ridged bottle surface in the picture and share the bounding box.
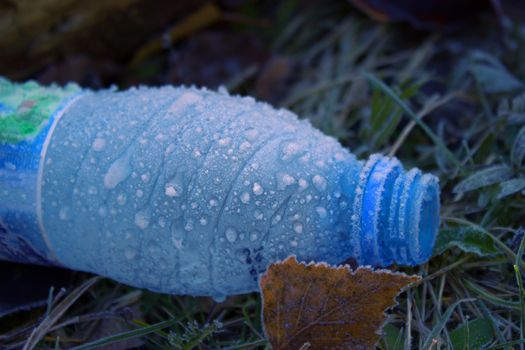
[1,81,440,300]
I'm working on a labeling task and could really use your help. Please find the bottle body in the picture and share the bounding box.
[1,80,440,299]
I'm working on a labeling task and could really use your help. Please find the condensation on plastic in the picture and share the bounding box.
[1,83,440,300]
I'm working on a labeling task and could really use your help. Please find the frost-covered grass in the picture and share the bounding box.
[2,1,525,349]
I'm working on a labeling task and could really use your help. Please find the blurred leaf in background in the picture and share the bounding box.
[434,226,498,257]
[449,318,494,350]
[0,0,207,79]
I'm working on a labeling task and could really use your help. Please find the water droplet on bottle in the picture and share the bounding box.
[117,193,127,205]
[171,226,184,249]
[136,189,144,198]
[254,209,264,220]
[168,91,202,113]
[92,138,106,151]
[240,192,250,204]
[372,171,387,181]
[104,152,132,189]
[165,185,180,197]
[225,227,237,242]
[184,219,194,231]
[59,206,70,221]
[124,247,137,260]
[140,173,150,183]
[245,128,258,141]
[280,141,300,161]
[298,178,308,190]
[212,293,226,303]
[315,206,327,218]
[271,214,282,225]
[277,173,295,190]
[165,173,184,197]
[252,182,263,196]
[312,175,327,191]
[134,211,150,229]
[293,222,303,234]
[239,141,251,152]
[165,143,176,155]
[218,137,231,146]
[98,206,107,217]
[5,161,16,170]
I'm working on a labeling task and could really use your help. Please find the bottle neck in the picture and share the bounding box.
[345,154,440,266]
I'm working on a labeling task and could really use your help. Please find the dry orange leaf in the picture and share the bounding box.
[260,256,420,350]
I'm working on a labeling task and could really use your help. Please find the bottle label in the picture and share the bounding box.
[0,78,82,264]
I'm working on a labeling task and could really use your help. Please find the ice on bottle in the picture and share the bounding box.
[0,78,440,299]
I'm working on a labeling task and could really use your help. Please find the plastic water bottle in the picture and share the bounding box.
[0,78,440,300]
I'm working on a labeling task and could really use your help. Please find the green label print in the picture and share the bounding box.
[0,78,81,144]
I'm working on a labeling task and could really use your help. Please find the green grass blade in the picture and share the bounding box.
[514,235,525,350]
[422,298,475,349]
[363,72,461,168]
[478,300,510,350]
[70,318,180,350]
[465,280,521,310]
[486,339,525,350]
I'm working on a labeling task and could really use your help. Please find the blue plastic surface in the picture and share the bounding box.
[1,83,440,299]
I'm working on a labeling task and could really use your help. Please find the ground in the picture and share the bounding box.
[1,0,525,349]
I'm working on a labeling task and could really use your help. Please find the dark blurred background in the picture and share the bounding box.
[0,0,522,104]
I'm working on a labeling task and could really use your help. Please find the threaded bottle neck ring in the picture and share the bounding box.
[349,154,440,266]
